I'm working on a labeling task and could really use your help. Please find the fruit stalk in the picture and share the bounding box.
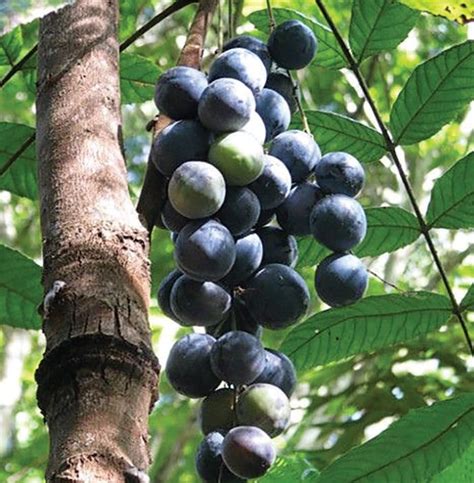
[315,0,473,355]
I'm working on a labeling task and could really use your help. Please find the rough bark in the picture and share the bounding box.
[35,1,159,481]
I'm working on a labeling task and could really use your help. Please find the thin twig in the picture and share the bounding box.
[315,0,473,355]
[0,133,35,176]
[367,269,404,293]
[287,69,311,135]
[228,0,234,40]
[265,0,276,31]
[0,44,38,89]
[120,0,197,51]
[264,0,310,134]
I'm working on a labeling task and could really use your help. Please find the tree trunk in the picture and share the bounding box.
[35,1,159,481]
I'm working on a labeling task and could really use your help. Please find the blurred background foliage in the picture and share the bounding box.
[0,0,473,481]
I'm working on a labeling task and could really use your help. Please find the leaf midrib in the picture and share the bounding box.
[287,305,449,357]
[394,45,473,143]
[355,1,388,63]
[305,113,385,148]
[351,406,474,482]
[427,190,474,228]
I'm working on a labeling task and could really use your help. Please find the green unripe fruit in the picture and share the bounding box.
[199,388,235,435]
[236,383,290,437]
[168,161,226,219]
[209,132,264,186]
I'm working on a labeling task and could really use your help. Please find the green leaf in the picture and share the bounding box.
[119,0,153,40]
[0,23,23,66]
[426,152,474,229]
[390,41,474,145]
[296,237,330,270]
[258,454,319,482]
[316,393,474,483]
[248,8,347,69]
[296,207,419,268]
[281,292,451,371]
[430,441,474,482]
[293,111,386,163]
[120,53,161,104]
[0,245,42,330]
[349,0,419,63]
[355,207,420,257]
[460,284,474,312]
[398,1,473,24]
[0,123,37,200]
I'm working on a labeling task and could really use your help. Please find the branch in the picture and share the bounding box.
[0,133,35,176]
[0,44,37,89]
[137,0,218,232]
[120,0,197,52]
[315,0,473,355]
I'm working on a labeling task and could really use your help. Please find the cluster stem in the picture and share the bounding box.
[315,0,472,355]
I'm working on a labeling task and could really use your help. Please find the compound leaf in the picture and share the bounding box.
[281,292,451,371]
[426,152,474,229]
[349,0,419,63]
[390,41,474,145]
[0,245,42,330]
[316,393,474,483]
[248,8,346,69]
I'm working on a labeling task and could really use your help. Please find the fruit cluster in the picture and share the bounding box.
[153,19,368,481]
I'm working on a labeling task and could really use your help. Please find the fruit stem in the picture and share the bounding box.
[315,0,473,356]
[367,269,404,293]
[265,0,276,32]
[228,0,234,39]
[287,69,311,135]
[232,385,239,426]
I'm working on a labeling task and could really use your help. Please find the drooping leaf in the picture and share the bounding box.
[460,284,474,312]
[355,207,420,257]
[430,440,474,482]
[248,8,347,69]
[0,123,37,200]
[0,245,42,330]
[293,111,386,163]
[258,454,319,482]
[296,237,330,270]
[316,393,474,483]
[426,152,474,229]
[281,292,451,371]
[398,0,473,24]
[0,23,23,66]
[390,41,474,145]
[349,0,419,63]
[120,53,161,104]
